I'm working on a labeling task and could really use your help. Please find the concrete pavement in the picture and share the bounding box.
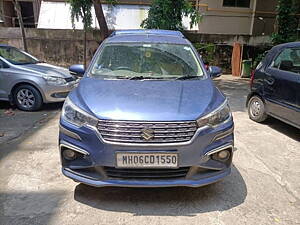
[0,76,299,225]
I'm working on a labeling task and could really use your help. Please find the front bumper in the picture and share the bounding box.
[42,81,78,103]
[59,118,234,187]
[62,167,231,187]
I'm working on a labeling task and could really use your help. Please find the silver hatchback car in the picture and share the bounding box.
[0,44,78,111]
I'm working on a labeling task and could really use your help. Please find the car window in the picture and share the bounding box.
[0,59,7,69]
[0,46,39,65]
[89,43,204,79]
[272,48,300,75]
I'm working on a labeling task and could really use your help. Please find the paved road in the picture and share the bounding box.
[0,76,299,225]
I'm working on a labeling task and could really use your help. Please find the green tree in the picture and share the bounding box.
[141,0,200,30]
[68,0,114,67]
[68,0,93,68]
[69,0,93,30]
[272,0,299,44]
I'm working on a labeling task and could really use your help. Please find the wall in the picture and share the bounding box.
[0,28,102,67]
[0,28,271,68]
[252,0,277,36]
[197,0,255,35]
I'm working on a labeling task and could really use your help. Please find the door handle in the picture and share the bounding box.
[265,77,275,85]
[265,72,275,85]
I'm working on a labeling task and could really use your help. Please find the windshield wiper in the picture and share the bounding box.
[175,76,200,80]
[102,75,167,80]
[129,76,147,80]
[130,76,169,80]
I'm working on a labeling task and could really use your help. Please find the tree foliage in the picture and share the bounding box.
[141,0,201,30]
[68,0,116,39]
[272,0,299,44]
[68,0,93,30]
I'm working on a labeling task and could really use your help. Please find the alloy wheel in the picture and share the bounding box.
[17,88,36,109]
[250,100,261,117]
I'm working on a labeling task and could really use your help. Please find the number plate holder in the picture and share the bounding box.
[116,152,179,168]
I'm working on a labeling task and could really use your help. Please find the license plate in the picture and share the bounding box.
[116,152,178,168]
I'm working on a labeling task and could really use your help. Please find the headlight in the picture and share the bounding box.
[61,97,98,127]
[44,76,67,85]
[196,100,231,127]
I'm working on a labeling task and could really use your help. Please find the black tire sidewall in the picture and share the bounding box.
[248,96,268,122]
[13,85,43,111]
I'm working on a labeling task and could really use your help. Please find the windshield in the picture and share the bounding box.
[89,43,204,79]
[0,46,39,65]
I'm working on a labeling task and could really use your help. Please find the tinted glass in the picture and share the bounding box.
[90,43,204,79]
[223,0,250,7]
[0,47,39,65]
[273,48,300,74]
[0,60,5,68]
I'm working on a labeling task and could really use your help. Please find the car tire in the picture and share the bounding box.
[13,84,43,111]
[248,95,268,123]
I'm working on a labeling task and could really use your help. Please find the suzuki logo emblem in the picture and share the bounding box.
[141,128,155,141]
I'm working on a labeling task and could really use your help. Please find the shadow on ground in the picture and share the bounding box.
[0,101,63,111]
[264,118,300,141]
[0,101,63,159]
[74,165,246,216]
[0,191,66,225]
[214,77,250,113]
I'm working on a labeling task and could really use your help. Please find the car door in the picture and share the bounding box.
[264,47,300,127]
[0,59,10,100]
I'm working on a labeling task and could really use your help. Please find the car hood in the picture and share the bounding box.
[21,63,71,78]
[70,77,225,121]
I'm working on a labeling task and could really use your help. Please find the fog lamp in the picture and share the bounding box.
[63,149,77,160]
[217,150,230,161]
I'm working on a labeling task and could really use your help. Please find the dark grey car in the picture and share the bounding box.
[0,44,77,111]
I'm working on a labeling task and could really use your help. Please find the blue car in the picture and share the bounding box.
[247,42,300,129]
[59,30,234,187]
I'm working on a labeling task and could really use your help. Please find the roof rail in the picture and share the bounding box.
[110,29,185,38]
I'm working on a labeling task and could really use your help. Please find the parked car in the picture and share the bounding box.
[0,44,78,111]
[59,30,234,188]
[247,42,300,129]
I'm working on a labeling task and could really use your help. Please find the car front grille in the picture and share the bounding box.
[97,120,198,144]
[104,167,190,179]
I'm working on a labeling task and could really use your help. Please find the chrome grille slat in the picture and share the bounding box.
[99,119,196,124]
[101,133,195,138]
[97,120,197,144]
[98,124,197,129]
[98,127,197,133]
[103,137,191,143]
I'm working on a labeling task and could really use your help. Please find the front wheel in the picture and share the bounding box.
[13,84,43,111]
[248,95,268,123]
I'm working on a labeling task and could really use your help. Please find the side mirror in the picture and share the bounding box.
[209,66,222,78]
[69,64,85,77]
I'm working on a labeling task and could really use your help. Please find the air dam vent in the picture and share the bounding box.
[104,167,190,179]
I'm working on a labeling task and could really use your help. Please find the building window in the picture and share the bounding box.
[223,0,250,8]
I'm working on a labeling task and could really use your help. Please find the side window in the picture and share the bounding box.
[0,60,8,69]
[0,60,4,68]
[273,48,300,74]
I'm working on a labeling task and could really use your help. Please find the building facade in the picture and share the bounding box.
[196,0,278,36]
[0,0,280,36]
[0,0,41,28]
